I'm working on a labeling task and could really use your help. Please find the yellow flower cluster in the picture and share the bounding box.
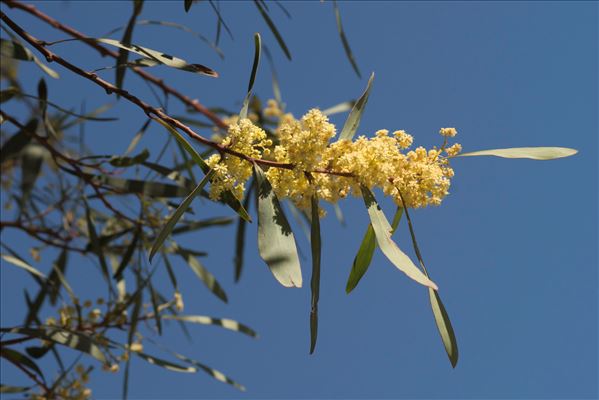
[206,106,460,214]
[206,118,272,201]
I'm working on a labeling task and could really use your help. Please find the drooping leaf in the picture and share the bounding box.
[184,0,193,12]
[37,78,57,138]
[0,348,45,381]
[108,20,224,60]
[0,39,59,78]
[171,216,233,236]
[332,0,361,78]
[153,118,251,221]
[19,144,44,206]
[149,170,215,262]
[48,249,69,305]
[113,227,140,278]
[234,181,253,282]
[208,0,234,43]
[0,384,31,393]
[135,352,196,373]
[240,33,261,119]
[0,87,19,103]
[360,185,437,289]
[161,315,257,337]
[148,280,162,335]
[397,189,458,367]
[322,100,355,117]
[88,174,191,197]
[25,345,52,360]
[346,207,402,293]
[176,248,228,302]
[95,38,218,77]
[262,45,282,104]
[253,163,302,287]
[253,0,291,60]
[1,254,46,280]
[110,149,150,167]
[338,72,374,141]
[116,0,144,92]
[84,204,112,284]
[457,147,578,160]
[1,327,107,363]
[309,193,321,354]
[0,119,36,164]
[145,338,245,391]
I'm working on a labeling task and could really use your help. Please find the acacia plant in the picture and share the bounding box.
[0,1,577,399]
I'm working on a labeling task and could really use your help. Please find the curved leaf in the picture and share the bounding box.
[338,72,374,141]
[149,170,214,262]
[332,0,361,78]
[346,206,402,293]
[240,33,261,119]
[0,39,59,79]
[161,315,257,338]
[176,248,228,303]
[1,254,46,280]
[457,147,577,160]
[254,0,291,60]
[253,163,302,288]
[135,352,196,373]
[360,186,437,290]
[309,194,321,354]
[95,38,217,77]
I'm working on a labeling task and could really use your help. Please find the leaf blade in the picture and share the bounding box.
[360,186,437,289]
[338,72,374,141]
[457,147,578,160]
[253,163,302,287]
[309,193,321,354]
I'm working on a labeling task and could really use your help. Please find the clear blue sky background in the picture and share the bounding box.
[1,1,597,399]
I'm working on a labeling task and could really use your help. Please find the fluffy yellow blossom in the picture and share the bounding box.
[445,143,462,157]
[206,118,270,201]
[204,105,459,214]
[440,127,458,137]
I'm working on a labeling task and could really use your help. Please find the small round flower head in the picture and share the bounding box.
[263,99,284,118]
[445,143,462,157]
[393,130,413,149]
[439,127,458,137]
[206,118,270,201]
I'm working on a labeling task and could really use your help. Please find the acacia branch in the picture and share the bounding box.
[0,10,355,179]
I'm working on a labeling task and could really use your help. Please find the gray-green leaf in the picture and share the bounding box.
[253,163,302,288]
[457,147,577,160]
[338,72,374,141]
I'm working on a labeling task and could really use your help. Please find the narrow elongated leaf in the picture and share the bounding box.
[309,194,321,354]
[15,93,116,122]
[48,249,69,305]
[234,181,253,282]
[116,0,144,92]
[240,33,261,119]
[346,207,402,293]
[1,120,36,165]
[360,186,437,289]
[1,254,46,280]
[253,164,302,287]
[25,345,52,359]
[184,0,193,12]
[0,87,19,103]
[145,338,245,391]
[161,315,257,337]
[457,147,578,160]
[208,0,234,43]
[84,205,111,284]
[176,248,228,302]
[89,174,190,197]
[0,384,31,393]
[253,0,291,60]
[262,45,282,104]
[338,72,374,141]
[397,190,458,367]
[171,216,233,235]
[153,118,251,221]
[110,149,150,167]
[135,352,196,373]
[113,228,140,278]
[0,348,44,381]
[332,0,361,78]
[95,38,217,77]
[322,100,355,117]
[37,78,57,138]
[149,170,215,262]
[20,144,45,205]
[1,327,107,363]
[0,39,59,78]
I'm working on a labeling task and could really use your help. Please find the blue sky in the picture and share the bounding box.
[1,1,597,398]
